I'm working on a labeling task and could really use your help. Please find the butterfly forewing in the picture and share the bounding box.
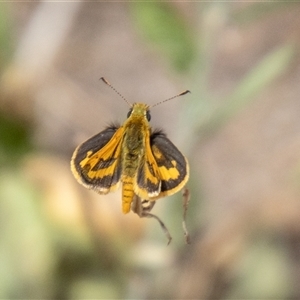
[71,126,123,193]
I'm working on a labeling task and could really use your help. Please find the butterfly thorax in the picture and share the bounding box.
[122,103,150,176]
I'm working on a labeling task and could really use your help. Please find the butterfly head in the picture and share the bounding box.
[127,103,151,121]
[100,77,189,124]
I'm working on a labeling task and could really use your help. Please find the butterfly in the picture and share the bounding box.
[71,77,190,244]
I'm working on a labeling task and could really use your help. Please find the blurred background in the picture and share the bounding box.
[1,1,300,299]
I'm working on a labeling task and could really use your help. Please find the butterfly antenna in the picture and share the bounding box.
[100,77,132,106]
[151,90,190,108]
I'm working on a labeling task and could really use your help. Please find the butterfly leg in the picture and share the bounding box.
[131,195,172,245]
[182,187,191,244]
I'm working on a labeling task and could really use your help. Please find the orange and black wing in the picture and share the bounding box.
[71,125,124,194]
[136,129,189,200]
[150,129,189,198]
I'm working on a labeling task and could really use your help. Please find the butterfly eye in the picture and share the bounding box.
[146,110,151,121]
[127,108,133,118]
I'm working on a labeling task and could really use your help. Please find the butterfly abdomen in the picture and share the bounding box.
[122,176,135,213]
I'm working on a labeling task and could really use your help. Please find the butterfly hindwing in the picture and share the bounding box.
[149,129,189,199]
[135,129,189,200]
[71,125,123,194]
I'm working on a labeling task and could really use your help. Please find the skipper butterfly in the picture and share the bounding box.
[71,78,190,243]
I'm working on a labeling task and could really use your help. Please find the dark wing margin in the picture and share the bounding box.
[150,129,189,196]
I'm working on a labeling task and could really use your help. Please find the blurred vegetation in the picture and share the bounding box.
[130,2,197,72]
[188,43,294,141]
[0,114,32,166]
[0,3,14,67]
[0,1,299,299]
